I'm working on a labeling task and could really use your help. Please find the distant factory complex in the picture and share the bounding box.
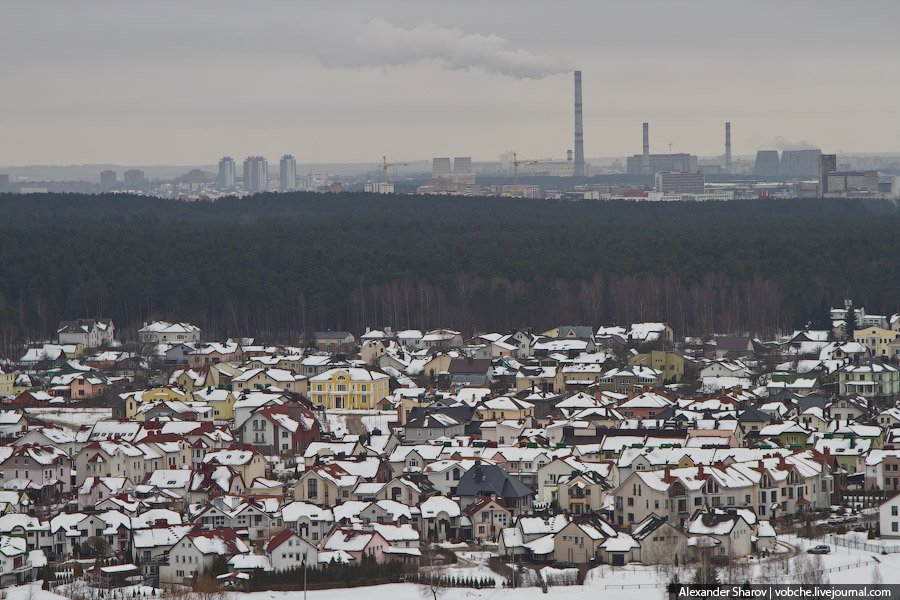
[1,71,897,201]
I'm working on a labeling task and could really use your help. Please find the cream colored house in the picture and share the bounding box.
[854,327,900,360]
[233,368,308,394]
[476,396,534,421]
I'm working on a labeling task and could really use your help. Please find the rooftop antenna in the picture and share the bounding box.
[668,142,673,152]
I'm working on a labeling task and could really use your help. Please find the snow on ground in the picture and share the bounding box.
[324,411,348,436]
[13,531,900,600]
[540,566,578,584]
[456,550,497,564]
[832,531,900,548]
[26,407,112,429]
[324,409,398,436]
[440,563,505,587]
[242,585,629,600]
[359,410,398,434]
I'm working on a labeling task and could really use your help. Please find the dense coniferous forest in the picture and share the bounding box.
[0,192,897,349]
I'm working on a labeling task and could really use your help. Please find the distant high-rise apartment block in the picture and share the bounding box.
[655,171,705,194]
[0,174,9,193]
[819,154,837,194]
[279,154,297,192]
[780,149,821,178]
[753,151,781,177]
[99,170,117,192]
[243,156,268,193]
[453,157,472,174]
[123,169,145,188]
[432,158,451,177]
[218,156,236,189]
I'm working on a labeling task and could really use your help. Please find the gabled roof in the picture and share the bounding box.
[455,463,534,499]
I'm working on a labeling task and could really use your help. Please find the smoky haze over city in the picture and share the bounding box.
[2,0,900,168]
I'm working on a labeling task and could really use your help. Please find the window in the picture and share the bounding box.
[307,479,318,498]
[892,506,898,516]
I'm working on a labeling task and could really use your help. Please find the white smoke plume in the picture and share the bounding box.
[317,18,570,79]
[772,136,818,151]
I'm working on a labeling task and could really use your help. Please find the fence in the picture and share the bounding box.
[825,534,900,554]
[604,583,666,590]
[817,559,878,574]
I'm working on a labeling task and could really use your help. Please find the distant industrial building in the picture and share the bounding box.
[279,154,297,192]
[218,156,236,190]
[780,149,821,178]
[753,151,781,177]
[99,170,117,192]
[655,171,705,194]
[123,169,145,188]
[826,171,879,196]
[521,160,576,177]
[243,156,268,193]
[627,154,698,175]
[626,122,698,175]
[0,174,9,193]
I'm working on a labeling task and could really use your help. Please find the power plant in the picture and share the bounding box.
[573,71,585,177]
[626,122,698,175]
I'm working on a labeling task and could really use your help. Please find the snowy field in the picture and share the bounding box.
[11,532,900,600]
[25,407,112,429]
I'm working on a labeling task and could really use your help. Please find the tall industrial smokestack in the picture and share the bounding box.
[642,122,650,175]
[573,71,585,177]
[725,122,732,172]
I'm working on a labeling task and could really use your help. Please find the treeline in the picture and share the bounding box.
[0,192,897,349]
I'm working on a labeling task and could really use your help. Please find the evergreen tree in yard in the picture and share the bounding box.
[844,300,855,340]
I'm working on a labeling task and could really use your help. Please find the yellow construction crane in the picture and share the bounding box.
[379,156,427,184]
[510,152,543,197]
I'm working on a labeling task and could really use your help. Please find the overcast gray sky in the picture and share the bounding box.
[2,0,899,166]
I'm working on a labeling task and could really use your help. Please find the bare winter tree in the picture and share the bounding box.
[793,553,827,585]
[872,564,883,585]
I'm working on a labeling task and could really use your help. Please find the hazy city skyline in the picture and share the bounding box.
[3,0,900,166]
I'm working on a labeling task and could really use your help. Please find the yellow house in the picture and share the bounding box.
[757,421,811,449]
[0,368,18,398]
[854,327,900,360]
[628,350,685,383]
[122,386,193,418]
[172,368,211,392]
[421,353,453,381]
[309,367,390,410]
[192,387,237,420]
